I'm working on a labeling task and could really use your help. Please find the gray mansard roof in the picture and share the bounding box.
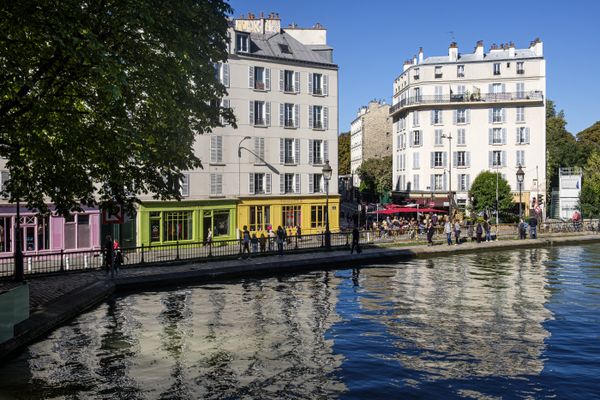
[237,30,336,67]
[421,49,540,64]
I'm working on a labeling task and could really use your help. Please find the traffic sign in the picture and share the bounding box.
[102,205,123,224]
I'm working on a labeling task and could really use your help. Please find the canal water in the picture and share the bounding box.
[1,245,599,399]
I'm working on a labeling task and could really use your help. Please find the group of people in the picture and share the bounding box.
[240,225,298,258]
[103,234,124,278]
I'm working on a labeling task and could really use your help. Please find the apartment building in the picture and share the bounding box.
[137,13,339,245]
[390,39,546,212]
[350,101,392,186]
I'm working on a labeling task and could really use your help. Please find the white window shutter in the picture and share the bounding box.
[323,74,329,96]
[442,152,448,168]
[516,127,520,144]
[502,83,506,93]
[430,152,434,168]
[217,136,222,162]
[323,107,329,130]
[266,173,272,194]
[254,138,261,163]
[308,139,314,164]
[223,63,229,87]
[249,101,254,125]
[279,138,284,164]
[294,104,299,127]
[324,140,329,162]
[439,110,443,124]
[265,102,271,126]
[502,108,506,123]
[466,152,471,167]
[308,174,314,193]
[210,173,216,195]
[294,138,300,164]
[488,109,493,123]
[502,128,507,144]
[308,73,313,94]
[249,66,254,88]
[488,128,493,145]
[466,109,471,124]
[181,174,189,196]
[453,110,457,125]
[294,71,300,93]
[279,69,284,92]
[249,173,255,194]
[279,103,284,127]
[265,68,271,91]
[308,105,314,129]
[488,151,493,168]
[280,174,285,194]
[526,127,530,144]
[453,151,457,167]
[430,110,434,125]
[295,173,300,193]
[443,174,447,191]
[502,151,507,167]
[430,175,434,191]
[210,136,217,163]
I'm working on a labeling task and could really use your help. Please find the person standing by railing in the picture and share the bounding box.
[276,226,286,256]
[240,226,251,259]
[351,226,362,254]
[103,234,115,278]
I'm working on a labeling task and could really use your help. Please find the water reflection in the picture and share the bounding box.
[1,245,599,399]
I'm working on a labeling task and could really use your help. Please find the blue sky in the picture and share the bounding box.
[228,0,600,135]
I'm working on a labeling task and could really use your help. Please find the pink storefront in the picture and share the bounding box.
[0,206,101,256]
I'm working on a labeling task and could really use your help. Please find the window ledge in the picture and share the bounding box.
[209,163,226,166]
[284,126,298,129]
[311,93,326,97]
[312,127,326,131]
[253,88,269,92]
[283,163,298,166]
[209,195,225,198]
[253,124,269,128]
[283,90,298,95]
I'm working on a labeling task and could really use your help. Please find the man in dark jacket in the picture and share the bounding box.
[351,227,362,254]
[104,234,114,277]
[528,216,538,239]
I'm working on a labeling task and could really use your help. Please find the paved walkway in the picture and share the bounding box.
[1,232,599,360]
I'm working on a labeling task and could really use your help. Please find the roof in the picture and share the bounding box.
[237,30,336,67]
[420,49,540,65]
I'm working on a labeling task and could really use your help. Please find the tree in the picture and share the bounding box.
[0,0,235,215]
[576,121,600,156]
[579,151,600,217]
[356,156,392,202]
[468,171,513,218]
[337,131,350,175]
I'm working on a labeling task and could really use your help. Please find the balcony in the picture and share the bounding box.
[389,90,544,116]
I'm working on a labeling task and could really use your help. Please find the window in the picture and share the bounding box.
[310,105,327,129]
[433,151,445,167]
[283,103,296,127]
[493,63,501,75]
[310,139,327,164]
[283,138,296,164]
[0,217,12,253]
[283,70,296,92]
[516,82,525,99]
[455,151,468,167]
[210,136,223,163]
[311,205,326,228]
[254,137,265,163]
[210,173,222,196]
[492,107,503,123]
[517,61,524,74]
[203,209,230,238]
[236,34,249,53]
[434,86,443,101]
[249,173,271,195]
[284,173,295,193]
[458,174,470,191]
[309,174,324,193]
[435,66,442,78]
[0,170,9,192]
[491,150,503,167]
[310,73,327,95]
[456,85,466,96]
[249,205,270,232]
[432,110,443,125]
[164,211,193,242]
[492,83,503,94]
[282,205,301,228]
[413,110,420,126]
[434,129,443,146]
[254,67,267,90]
[414,87,422,102]
[413,174,420,190]
[215,63,229,87]
[413,68,420,80]
[456,109,466,124]
[412,130,421,146]
[516,107,525,123]
[251,100,270,126]
[180,174,190,197]
[516,127,529,144]
[457,65,465,77]
[254,173,265,194]
[491,128,504,145]
[150,211,161,242]
[279,43,291,54]
[516,150,526,167]
[457,128,466,145]
[413,152,420,169]
[434,174,444,190]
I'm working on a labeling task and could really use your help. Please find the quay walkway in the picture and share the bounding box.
[1,232,599,361]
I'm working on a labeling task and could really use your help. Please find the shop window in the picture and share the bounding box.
[282,205,301,228]
[37,216,50,250]
[77,214,90,248]
[0,217,12,252]
[311,205,326,228]
[213,211,230,236]
[163,211,193,242]
[64,214,76,249]
[150,211,161,242]
[249,206,270,231]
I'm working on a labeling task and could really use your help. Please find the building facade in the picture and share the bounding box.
[137,13,340,246]
[390,39,546,212]
[350,101,392,186]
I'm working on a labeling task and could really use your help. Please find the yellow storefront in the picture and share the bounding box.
[237,195,340,236]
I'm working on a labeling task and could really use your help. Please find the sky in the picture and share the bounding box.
[228,0,600,135]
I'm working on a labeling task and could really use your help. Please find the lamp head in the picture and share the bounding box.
[322,160,333,180]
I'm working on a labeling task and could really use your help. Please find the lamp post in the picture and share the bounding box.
[495,165,499,239]
[322,160,332,250]
[516,164,525,219]
[441,133,452,221]
[237,136,252,197]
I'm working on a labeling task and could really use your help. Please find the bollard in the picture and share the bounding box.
[60,249,64,272]
[65,255,70,270]
[84,254,89,269]
[27,257,32,273]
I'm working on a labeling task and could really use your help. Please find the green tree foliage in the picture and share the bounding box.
[0,0,234,214]
[577,121,600,156]
[468,171,513,216]
[580,151,600,217]
[337,131,350,175]
[357,156,392,202]
[546,100,583,192]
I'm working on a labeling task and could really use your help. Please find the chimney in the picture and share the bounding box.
[418,47,423,63]
[529,37,543,56]
[474,40,484,59]
[508,41,515,57]
[448,42,458,62]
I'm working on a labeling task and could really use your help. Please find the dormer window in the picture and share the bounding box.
[236,33,249,53]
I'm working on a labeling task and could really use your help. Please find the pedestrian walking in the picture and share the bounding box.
[276,225,286,256]
[426,221,435,246]
[454,220,461,245]
[268,228,275,252]
[104,234,115,278]
[444,220,453,246]
[113,239,123,273]
[350,227,362,254]
[251,233,259,253]
[529,216,538,239]
[240,225,251,259]
[476,222,483,243]
[205,228,212,245]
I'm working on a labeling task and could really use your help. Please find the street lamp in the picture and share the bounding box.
[516,164,525,219]
[237,136,252,197]
[441,133,452,221]
[322,160,332,250]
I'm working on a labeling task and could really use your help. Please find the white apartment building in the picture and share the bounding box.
[137,13,340,245]
[390,39,546,212]
[350,114,363,186]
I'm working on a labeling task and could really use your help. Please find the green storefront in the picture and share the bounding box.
[137,200,237,246]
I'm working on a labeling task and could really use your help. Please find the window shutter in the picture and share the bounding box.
[280,174,285,194]
[453,110,457,125]
[488,83,493,93]
[308,174,314,193]
[249,66,254,88]
[323,107,329,130]
[265,102,271,126]
[488,151,493,168]
[453,151,458,167]
[265,68,271,91]
[466,152,471,167]
[223,63,230,87]
[502,151,507,167]
[181,174,190,196]
[516,127,520,144]
[442,152,448,168]
[526,127,530,144]
[430,110,434,125]
[324,140,329,162]
[295,173,300,193]
[443,173,447,191]
[279,69,284,92]
[254,138,261,163]
[249,101,254,125]
[430,175,434,192]
[308,139,314,164]
[488,128,493,145]
[488,109,493,123]
[502,108,506,123]
[294,104,299,128]
[260,138,265,160]
[279,103,284,127]
[439,111,443,124]
[308,105,314,129]
[501,83,506,93]
[266,173,272,194]
[308,73,313,94]
[521,151,526,167]
[323,74,329,96]
[294,71,300,93]
[466,109,471,124]
[249,173,255,194]
[210,173,216,195]
[279,138,284,164]
[502,128,507,144]
[217,136,222,162]
[210,136,217,163]
[466,174,470,190]
[295,138,300,164]
[220,99,230,125]
[430,152,434,168]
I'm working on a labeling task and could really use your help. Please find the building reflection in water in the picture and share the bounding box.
[355,249,552,381]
